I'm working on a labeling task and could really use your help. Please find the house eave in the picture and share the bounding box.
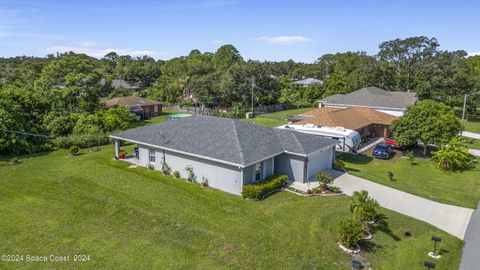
[109,135,246,169]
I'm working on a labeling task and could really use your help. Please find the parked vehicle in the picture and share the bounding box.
[277,124,361,152]
[385,138,416,150]
[128,105,145,120]
[372,143,393,159]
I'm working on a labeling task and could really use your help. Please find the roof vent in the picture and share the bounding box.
[335,126,346,132]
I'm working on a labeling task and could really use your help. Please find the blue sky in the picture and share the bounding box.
[0,0,479,62]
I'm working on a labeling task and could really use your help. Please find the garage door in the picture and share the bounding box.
[307,148,332,179]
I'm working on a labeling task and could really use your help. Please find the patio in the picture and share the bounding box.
[287,169,343,192]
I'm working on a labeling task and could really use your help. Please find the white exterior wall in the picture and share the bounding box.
[306,146,334,180]
[242,157,275,185]
[138,145,243,195]
[274,153,306,183]
[376,109,404,117]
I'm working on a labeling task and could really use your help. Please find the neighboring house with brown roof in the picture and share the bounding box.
[294,107,398,138]
[104,96,162,119]
[318,86,417,116]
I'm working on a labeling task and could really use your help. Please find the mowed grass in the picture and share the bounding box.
[0,147,463,269]
[127,110,176,129]
[241,107,314,127]
[463,113,480,133]
[341,153,480,209]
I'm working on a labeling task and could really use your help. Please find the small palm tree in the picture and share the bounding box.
[349,190,380,223]
[432,136,473,171]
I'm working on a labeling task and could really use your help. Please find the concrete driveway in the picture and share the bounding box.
[332,172,474,239]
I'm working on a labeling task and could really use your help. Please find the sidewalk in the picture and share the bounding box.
[461,131,480,140]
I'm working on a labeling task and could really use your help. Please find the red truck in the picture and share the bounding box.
[385,138,416,150]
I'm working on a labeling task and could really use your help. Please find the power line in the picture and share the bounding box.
[0,128,53,138]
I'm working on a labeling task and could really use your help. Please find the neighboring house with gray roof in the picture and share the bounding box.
[110,116,336,195]
[293,77,323,87]
[318,86,418,116]
[100,78,137,90]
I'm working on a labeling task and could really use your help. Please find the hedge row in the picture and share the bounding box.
[54,133,109,149]
[241,174,288,200]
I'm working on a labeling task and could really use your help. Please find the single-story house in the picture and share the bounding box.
[318,86,417,116]
[104,96,162,119]
[293,77,323,87]
[292,107,398,138]
[110,116,337,195]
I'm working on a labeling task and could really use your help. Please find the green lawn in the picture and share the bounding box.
[0,147,463,269]
[467,138,480,150]
[241,107,314,127]
[340,153,480,208]
[463,113,480,133]
[127,110,176,129]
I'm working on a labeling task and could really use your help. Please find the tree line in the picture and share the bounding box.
[1,36,479,155]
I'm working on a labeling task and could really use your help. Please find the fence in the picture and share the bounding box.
[163,104,285,117]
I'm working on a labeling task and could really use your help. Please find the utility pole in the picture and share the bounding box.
[251,76,255,118]
[462,94,467,122]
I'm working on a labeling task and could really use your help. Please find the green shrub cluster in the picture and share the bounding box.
[54,133,109,149]
[241,174,288,200]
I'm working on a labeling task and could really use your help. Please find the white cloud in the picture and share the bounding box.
[43,43,169,58]
[468,51,480,57]
[257,35,312,45]
[212,40,225,45]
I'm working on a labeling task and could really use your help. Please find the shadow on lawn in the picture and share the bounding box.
[372,214,401,242]
[339,153,373,165]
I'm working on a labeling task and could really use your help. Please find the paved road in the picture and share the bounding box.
[332,172,474,239]
[459,202,480,270]
[461,131,480,140]
[468,149,480,157]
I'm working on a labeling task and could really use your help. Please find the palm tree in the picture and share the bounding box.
[432,136,473,171]
[349,190,370,223]
[349,190,380,223]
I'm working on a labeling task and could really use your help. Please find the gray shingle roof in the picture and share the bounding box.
[294,78,323,86]
[274,129,337,156]
[111,116,336,167]
[319,86,417,109]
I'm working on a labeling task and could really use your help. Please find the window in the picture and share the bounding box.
[255,162,263,182]
[149,149,155,163]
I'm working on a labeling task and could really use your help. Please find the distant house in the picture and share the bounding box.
[318,86,417,116]
[110,116,337,195]
[100,79,137,91]
[104,96,162,119]
[292,107,398,138]
[293,78,323,87]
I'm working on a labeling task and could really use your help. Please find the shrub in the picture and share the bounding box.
[432,136,473,171]
[316,171,333,189]
[387,171,394,181]
[184,165,196,182]
[8,157,19,165]
[54,133,109,149]
[69,146,79,156]
[172,171,180,178]
[241,174,288,200]
[312,187,321,194]
[331,186,342,193]
[161,161,171,175]
[333,159,346,171]
[406,150,415,165]
[337,218,363,248]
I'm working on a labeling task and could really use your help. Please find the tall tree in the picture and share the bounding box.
[391,100,462,154]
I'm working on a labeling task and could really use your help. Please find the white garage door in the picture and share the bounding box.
[307,148,332,179]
